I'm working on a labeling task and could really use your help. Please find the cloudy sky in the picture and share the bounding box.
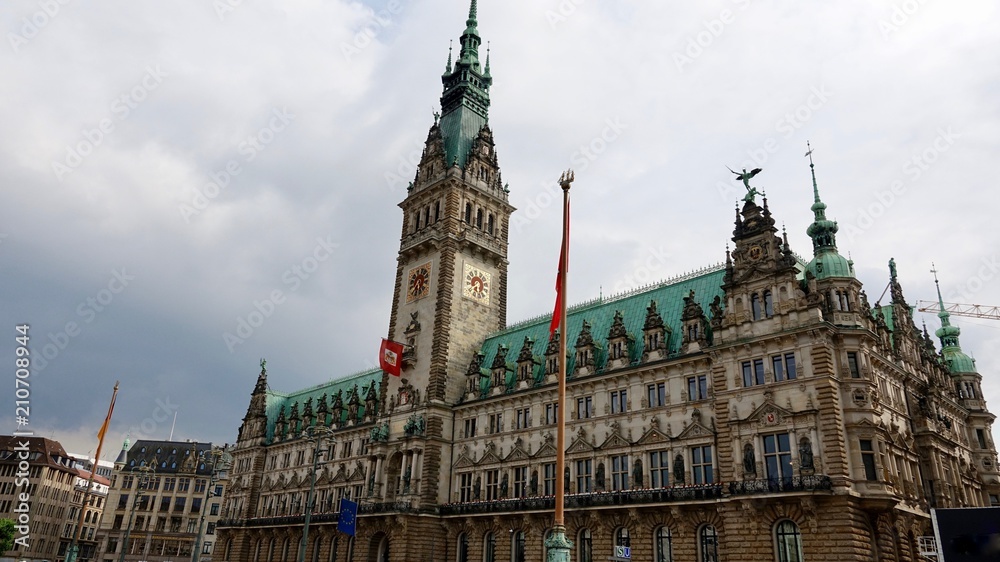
[2,0,999,459]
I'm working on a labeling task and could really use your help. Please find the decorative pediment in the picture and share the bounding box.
[744,400,794,428]
[534,441,558,459]
[599,431,632,450]
[262,477,275,492]
[315,467,331,485]
[287,473,300,488]
[478,442,503,465]
[505,445,530,462]
[636,427,671,446]
[677,421,714,440]
[333,463,348,483]
[349,461,366,482]
[454,454,475,469]
[566,435,595,454]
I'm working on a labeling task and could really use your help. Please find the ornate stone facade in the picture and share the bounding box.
[215,3,1000,562]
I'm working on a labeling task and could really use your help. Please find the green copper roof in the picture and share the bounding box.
[264,368,381,443]
[438,0,491,169]
[932,268,976,374]
[803,143,854,280]
[471,265,727,395]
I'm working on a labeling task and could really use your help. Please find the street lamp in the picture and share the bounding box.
[192,446,232,562]
[118,463,156,562]
[298,426,334,562]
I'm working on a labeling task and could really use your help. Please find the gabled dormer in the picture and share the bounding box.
[515,336,539,386]
[574,320,598,376]
[606,311,632,369]
[680,290,710,353]
[641,300,668,361]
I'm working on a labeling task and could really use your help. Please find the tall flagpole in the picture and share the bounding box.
[66,381,119,562]
[546,170,574,562]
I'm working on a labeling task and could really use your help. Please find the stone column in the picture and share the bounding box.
[410,449,421,495]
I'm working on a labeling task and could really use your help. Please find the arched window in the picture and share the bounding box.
[615,527,631,548]
[253,540,261,562]
[699,525,718,562]
[775,520,804,562]
[346,537,354,562]
[841,291,850,311]
[281,538,290,562]
[329,536,339,562]
[457,533,469,562]
[577,528,593,562]
[483,532,496,562]
[415,211,421,231]
[435,201,441,222]
[312,537,321,562]
[476,209,483,229]
[751,293,762,321]
[425,206,431,227]
[542,529,552,560]
[487,213,495,235]
[764,290,774,317]
[267,539,275,562]
[511,530,525,562]
[654,527,672,562]
[225,540,233,562]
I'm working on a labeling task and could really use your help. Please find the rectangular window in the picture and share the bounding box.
[575,459,592,493]
[210,504,219,516]
[611,455,629,491]
[516,408,531,429]
[122,476,134,490]
[576,396,593,419]
[977,429,988,449]
[191,497,202,513]
[688,375,709,400]
[691,446,713,484]
[159,497,170,512]
[489,412,503,434]
[464,417,477,438]
[174,497,186,512]
[195,479,206,493]
[649,451,670,488]
[989,494,1000,507]
[459,473,473,502]
[513,466,528,497]
[178,477,190,492]
[860,440,878,481]
[763,433,793,483]
[341,441,354,458]
[545,403,559,425]
[647,382,666,408]
[485,470,500,501]
[543,463,556,496]
[610,389,628,414]
[772,354,797,382]
[754,359,765,385]
[848,352,860,378]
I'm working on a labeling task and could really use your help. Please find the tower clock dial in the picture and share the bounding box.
[748,244,764,262]
[406,263,432,303]
[463,262,491,304]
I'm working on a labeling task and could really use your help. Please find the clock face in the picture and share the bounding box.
[463,262,491,304]
[406,263,431,303]
[748,244,764,262]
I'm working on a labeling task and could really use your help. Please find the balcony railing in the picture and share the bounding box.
[217,500,415,528]
[441,484,725,516]
[727,475,832,496]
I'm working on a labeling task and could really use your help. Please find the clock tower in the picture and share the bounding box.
[382,0,513,418]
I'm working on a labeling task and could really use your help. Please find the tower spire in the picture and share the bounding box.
[437,0,492,169]
[803,142,853,279]
[931,264,976,373]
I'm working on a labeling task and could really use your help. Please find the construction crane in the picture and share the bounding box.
[916,300,1000,321]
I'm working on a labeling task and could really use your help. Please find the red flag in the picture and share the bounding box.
[97,384,118,441]
[549,199,569,337]
[379,338,404,377]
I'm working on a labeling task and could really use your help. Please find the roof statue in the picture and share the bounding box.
[728,166,763,202]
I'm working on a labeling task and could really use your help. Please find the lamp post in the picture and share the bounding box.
[192,445,232,562]
[298,426,333,562]
[118,463,155,562]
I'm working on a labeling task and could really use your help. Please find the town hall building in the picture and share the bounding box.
[212,3,1000,562]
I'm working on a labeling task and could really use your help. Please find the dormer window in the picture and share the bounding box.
[611,340,625,360]
[687,325,699,342]
[577,348,590,366]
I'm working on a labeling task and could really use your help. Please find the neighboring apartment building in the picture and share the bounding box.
[216,3,1000,562]
[0,436,84,562]
[62,468,111,562]
[95,440,228,562]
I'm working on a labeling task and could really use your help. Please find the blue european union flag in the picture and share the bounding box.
[337,498,358,536]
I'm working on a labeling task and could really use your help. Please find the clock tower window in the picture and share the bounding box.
[751,293,761,321]
[435,201,441,222]
[476,208,483,229]
[464,202,472,223]
[487,213,494,235]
